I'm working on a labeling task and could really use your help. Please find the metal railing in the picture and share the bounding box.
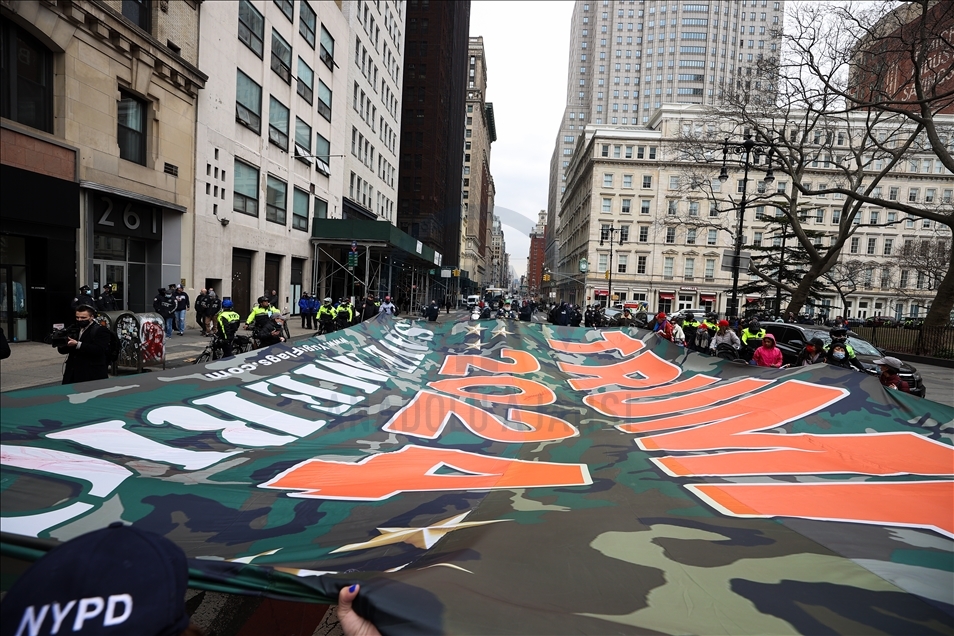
[852,325,954,360]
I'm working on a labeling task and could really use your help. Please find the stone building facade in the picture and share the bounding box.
[557,106,953,319]
[1,0,205,340]
[192,0,349,316]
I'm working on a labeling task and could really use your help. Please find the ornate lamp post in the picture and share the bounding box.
[599,225,625,308]
[718,135,776,320]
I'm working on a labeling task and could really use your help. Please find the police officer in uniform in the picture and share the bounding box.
[71,285,96,311]
[216,299,242,357]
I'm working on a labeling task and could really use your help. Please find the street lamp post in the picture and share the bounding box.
[600,225,625,308]
[775,220,788,316]
[718,136,776,321]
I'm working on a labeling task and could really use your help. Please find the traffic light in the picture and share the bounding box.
[542,273,551,282]
[604,270,610,280]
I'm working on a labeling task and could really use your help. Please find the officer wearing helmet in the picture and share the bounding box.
[216,299,242,357]
[825,326,865,371]
[316,297,337,334]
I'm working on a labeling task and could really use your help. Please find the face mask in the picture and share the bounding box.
[833,351,846,360]
[76,318,91,327]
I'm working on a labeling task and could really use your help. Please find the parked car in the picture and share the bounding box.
[864,315,898,327]
[668,307,712,322]
[845,317,866,329]
[761,323,926,398]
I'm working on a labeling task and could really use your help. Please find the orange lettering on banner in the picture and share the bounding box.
[689,481,954,538]
[587,377,771,418]
[383,391,576,442]
[596,374,720,399]
[548,330,645,357]
[428,376,555,406]
[261,445,592,500]
[620,380,954,477]
[559,350,682,391]
[439,348,540,376]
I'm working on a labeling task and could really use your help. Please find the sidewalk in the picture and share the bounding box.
[1,320,322,393]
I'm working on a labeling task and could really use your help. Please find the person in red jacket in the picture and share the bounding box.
[751,332,784,368]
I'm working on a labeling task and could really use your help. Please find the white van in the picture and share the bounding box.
[466,295,481,309]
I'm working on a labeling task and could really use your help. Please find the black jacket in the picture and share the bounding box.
[58,321,110,384]
[71,293,96,310]
[174,291,190,311]
[153,293,176,319]
[425,304,440,321]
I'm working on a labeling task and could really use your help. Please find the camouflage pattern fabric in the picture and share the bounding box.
[2,316,952,634]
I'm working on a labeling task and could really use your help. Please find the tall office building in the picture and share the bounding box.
[397,0,471,264]
[340,0,405,223]
[460,36,496,290]
[545,0,784,277]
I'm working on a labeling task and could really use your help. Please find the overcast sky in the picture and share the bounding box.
[470,1,575,279]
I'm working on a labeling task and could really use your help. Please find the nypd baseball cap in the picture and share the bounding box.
[0,522,190,636]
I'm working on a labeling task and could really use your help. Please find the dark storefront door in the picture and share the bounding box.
[232,250,252,316]
[290,258,303,315]
[265,253,282,309]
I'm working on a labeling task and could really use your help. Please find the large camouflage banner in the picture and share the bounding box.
[2,316,952,634]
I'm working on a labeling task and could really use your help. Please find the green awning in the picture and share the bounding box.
[311,218,442,266]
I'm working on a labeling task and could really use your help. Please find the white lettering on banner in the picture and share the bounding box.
[384,331,429,352]
[294,364,382,394]
[1,503,94,538]
[48,421,241,470]
[146,406,297,447]
[245,376,365,415]
[377,338,426,363]
[316,356,392,384]
[1,445,132,497]
[194,392,328,438]
[363,345,418,373]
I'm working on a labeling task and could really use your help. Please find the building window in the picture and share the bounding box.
[317,80,332,121]
[688,201,699,216]
[618,254,628,273]
[603,173,614,187]
[637,255,647,274]
[294,117,311,157]
[314,133,331,175]
[686,228,696,244]
[238,0,265,57]
[271,30,292,83]
[642,175,652,188]
[908,188,919,202]
[623,174,633,188]
[664,257,674,279]
[292,188,309,231]
[274,0,294,21]
[314,197,328,219]
[621,198,632,214]
[666,227,676,243]
[707,229,717,245]
[117,91,147,165]
[236,70,262,133]
[641,200,651,214]
[705,258,715,280]
[598,253,608,272]
[268,96,289,149]
[638,226,649,242]
[684,258,695,280]
[883,238,893,256]
[0,20,54,133]
[233,160,259,216]
[297,58,314,103]
[300,1,317,48]
[320,26,336,70]
[122,0,151,32]
[266,175,287,224]
[850,237,859,253]
[602,198,612,213]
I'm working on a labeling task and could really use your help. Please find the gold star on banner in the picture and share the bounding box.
[464,324,487,336]
[464,340,484,351]
[331,512,510,553]
[491,326,512,338]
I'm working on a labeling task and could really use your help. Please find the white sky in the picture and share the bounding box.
[470,1,575,279]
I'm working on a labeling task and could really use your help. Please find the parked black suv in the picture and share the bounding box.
[761,323,926,398]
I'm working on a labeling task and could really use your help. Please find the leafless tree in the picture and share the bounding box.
[822,260,868,317]
[668,0,953,325]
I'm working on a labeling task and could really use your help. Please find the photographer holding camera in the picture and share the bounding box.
[56,305,110,384]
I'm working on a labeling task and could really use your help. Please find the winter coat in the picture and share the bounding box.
[752,334,784,367]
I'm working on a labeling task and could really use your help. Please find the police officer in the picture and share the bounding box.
[826,326,866,371]
[317,297,337,333]
[71,285,96,311]
[739,319,766,361]
[245,296,276,328]
[299,292,315,330]
[216,299,242,357]
[97,284,118,311]
[335,298,354,330]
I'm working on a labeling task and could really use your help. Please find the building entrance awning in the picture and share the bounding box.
[310,218,442,266]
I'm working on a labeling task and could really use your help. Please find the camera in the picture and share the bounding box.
[47,324,81,348]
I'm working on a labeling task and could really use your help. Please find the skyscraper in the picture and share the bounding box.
[397,0,471,263]
[546,0,785,272]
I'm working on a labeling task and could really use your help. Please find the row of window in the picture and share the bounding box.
[238,0,335,70]
[232,157,326,231]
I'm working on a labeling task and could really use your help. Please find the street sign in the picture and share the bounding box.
[441,269,452,278]
[720,250,752,272]
[351,240,357,250]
